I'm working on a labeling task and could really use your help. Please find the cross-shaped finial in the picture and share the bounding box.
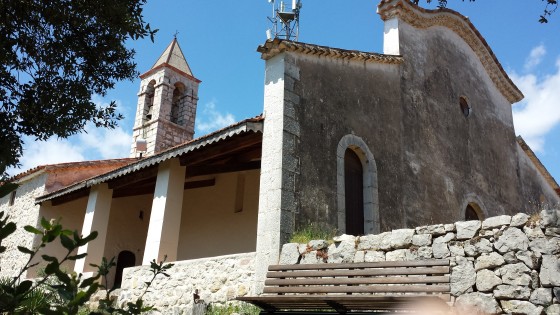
[173,30,180,38]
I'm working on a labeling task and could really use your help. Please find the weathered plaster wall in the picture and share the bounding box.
[118,252,256,315]
[279,210,560,314]
[285,51,404,232]
[0,174,47,277]
[178,170,260,260]
[27,196,88,277]
[397,22,524,225]
[278,20,555,234]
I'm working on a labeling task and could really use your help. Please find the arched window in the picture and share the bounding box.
[113,250,136,289]
[344,149,364,235]
[464,202,483,221]
[171,83,185,125]
[337,135,379,235]
[144,80,156,121]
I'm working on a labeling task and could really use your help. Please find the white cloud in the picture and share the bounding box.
[78,124,132,159]
[6,97,133,177]
[524,44,546,71]
[195,101,236,134]
[512,51,560,152]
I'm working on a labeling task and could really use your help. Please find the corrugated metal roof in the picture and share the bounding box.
[35,116,263,204]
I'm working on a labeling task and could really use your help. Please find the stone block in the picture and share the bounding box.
[545,304,560,315]
[496,263,532,286]
[500,300,543,315]
[524,225,545,238]
[530,288,553,306]
[451,260,475,296]
[529,237,560,254]
[456,220,481,240]
[389,229,415,249]
[364,251,385,262]
[449,243,465,256]
[455,292,501,314]
[279,243,300,264]
[482,215,511,229]
[476,269,502,292]
[353,250,365,263]
[415,224,445,235]
[433,242,450,259]
[412,234,432,246]
[386,249,407,261]
[511,213,530,227]
[495,227,529,253]
[327,239,356,263]
[493,284,531,299]
[433,232,455,244]
[540,210,558,228]
[417,246,433,259]
[540,255,560,287]
[516,250,538,269]
[474,252,505,271]
[308,240,328,250]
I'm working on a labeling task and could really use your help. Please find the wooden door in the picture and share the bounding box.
[345,149,364,235]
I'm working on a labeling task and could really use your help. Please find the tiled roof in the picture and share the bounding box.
[140,38,200,82]
[35,115,264,204]
[377,0,523,104]
[6,159,134,184]
[258,39,404,64]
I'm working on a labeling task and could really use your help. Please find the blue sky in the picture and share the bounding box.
[10,1,560,185]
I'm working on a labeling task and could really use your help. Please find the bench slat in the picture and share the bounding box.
[263,284,450,294]
[268,259,449,271]
[264,275,449,286]
[267,266,449,278]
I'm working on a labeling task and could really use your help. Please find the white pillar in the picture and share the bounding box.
[142,158,186,265]
[383,18,400,55]
[74,183,113,274]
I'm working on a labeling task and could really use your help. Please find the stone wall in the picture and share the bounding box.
[117,252,256,315]
[0,174,46,277]
[278,211,560,314]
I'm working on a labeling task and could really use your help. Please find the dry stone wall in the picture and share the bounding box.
[279,210,560,315]
[117,252,256,315]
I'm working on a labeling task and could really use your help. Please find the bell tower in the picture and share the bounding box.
[130,38,201,158]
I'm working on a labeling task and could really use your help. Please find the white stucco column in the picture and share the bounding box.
[74,183,113,274]
[142,158,186,265]
[383,18,401,55]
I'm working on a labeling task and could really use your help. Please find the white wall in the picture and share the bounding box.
[177,170,260,260]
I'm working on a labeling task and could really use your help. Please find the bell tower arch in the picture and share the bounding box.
[130,38,201,158]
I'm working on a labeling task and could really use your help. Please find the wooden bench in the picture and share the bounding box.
[238,259,451,314]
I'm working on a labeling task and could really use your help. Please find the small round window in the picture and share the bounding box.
[460,96,471,117]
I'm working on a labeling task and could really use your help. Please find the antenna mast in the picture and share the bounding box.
[266,0,302,41]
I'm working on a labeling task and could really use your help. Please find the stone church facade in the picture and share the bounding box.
[1,0,558,312]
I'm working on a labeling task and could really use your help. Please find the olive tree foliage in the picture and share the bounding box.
[0,0,157,175]
[413,0,558,23]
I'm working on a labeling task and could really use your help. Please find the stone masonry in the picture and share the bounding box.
[117,252,256,315]
[279,210,560,315]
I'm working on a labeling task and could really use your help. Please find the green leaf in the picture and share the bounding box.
[60,234,75,251]
[40,217,50,230]
[68,253,87,260]
[44,261,59,275]
[23,225,42,234]
[15,280,33,295]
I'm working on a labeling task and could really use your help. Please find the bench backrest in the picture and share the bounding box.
[263,259,451,300]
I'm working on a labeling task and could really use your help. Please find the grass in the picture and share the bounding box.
[289,223,337,244]
[206,302,261,315]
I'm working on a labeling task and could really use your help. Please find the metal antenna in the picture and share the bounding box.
[266,0,302,41]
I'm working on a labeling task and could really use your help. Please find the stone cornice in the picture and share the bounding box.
[258,39,404,65]
[377,0,523,104]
